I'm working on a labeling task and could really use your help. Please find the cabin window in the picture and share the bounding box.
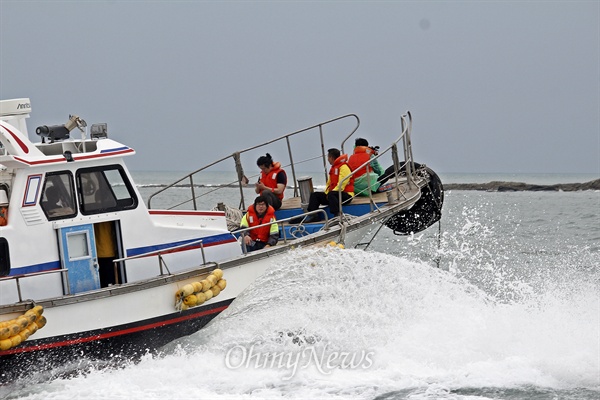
[41,172,77,220]
[77,165,138,215]
[0,238,9,276]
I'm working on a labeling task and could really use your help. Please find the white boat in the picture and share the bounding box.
[0,98,443,382]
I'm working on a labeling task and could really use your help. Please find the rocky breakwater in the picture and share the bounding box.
[444,179,600,192]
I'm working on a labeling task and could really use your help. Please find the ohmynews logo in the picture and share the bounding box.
[225,343,375,380]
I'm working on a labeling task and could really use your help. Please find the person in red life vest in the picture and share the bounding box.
[0,187,7,226]
[0,206,7,226]
[254,153,287,210]
[240,195,279,252]
[303,148,354,222]
[0,204,7,226]
[348,138,384,195]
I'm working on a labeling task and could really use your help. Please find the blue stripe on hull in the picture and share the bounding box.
[126,233,237,257]
[10,234,236,276]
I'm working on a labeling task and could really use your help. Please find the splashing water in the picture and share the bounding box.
[4,244,597,400]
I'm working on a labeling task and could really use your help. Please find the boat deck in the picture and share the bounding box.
[279,177,411,211]
[279,190,390,210]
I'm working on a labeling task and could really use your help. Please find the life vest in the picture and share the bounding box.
[246,204,276,242]
[260,162,286,201]
[0,206,7,226]
[327,154,354,194]
[348,146,375,177]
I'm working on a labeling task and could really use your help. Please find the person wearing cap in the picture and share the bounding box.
[240,195,279,252]
[254,153,287,210]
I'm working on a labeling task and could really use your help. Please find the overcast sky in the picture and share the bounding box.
[1,1,598,174]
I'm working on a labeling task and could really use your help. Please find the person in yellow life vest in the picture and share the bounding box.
[303,148,354,222]
[348,138,384,195]
[254,153,287,210]
[240,195,279,252]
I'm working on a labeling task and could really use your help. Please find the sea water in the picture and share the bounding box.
[1,173,598,400]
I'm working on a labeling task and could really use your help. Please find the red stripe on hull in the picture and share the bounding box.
[1,124,30,154]
[0,304,228,355]
[13,148,135,166]
[149,210,225,216]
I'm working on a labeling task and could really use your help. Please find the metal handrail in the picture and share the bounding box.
[236,209,331,253]
[0,239,213,302]
[112,238,208,279]
[0,268,69,303]
[335,111,416,219]
[147,114,360,210]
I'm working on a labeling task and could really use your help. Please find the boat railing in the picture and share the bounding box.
[335,111,417,217]
[111,238,209,282]
[147,114,360,211]
[0,268,69,304]
[236,208,331,253]
[0,239,215,305]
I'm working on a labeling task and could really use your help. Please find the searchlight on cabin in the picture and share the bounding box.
[36,115,87,143]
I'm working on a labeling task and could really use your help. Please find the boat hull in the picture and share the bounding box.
[0,298,231,383]
[0,254,275,383]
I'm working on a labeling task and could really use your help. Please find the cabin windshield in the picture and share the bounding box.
[41,172,77,220]
[77,165,138,214]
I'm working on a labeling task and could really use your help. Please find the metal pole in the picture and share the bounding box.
[285,136,299,198]
[189,175,197,210]
[319,125,328,183]
[200,242,206,265]
[113,261,119,284]
[16,277,23,302]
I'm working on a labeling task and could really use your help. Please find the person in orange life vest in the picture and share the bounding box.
[0,206,7,226]
[254,153,287,210]
[240,195,279,252]
[0,197,7,227]
[348,138,384,195]
[305,148,354,222]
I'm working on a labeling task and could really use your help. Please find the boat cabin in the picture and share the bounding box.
[0,99,241,306]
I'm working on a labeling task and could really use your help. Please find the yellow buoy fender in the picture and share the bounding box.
[0,305,44,351]
[0,338,12,351]
[29,305,44,317]
[192,281,203,293]
[27,321,38,336]
[0,325,19,340]
[174,270,227,311]
[18,328,31,341]
[183,294,198,307]
[195,292,206,306]
[178,284,195,299]
[206,275,217,287]
[35,315,47,330]
[200,280,211,292]
[212,269,224,280]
